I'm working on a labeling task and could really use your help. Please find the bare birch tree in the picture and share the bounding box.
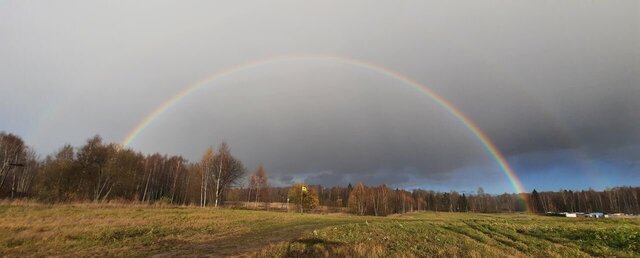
[199,147,215,207]
[0,132,26,195]
[211,142,245,207]
[250,164,269,209]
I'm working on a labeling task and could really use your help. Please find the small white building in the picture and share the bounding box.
[587,212,605,218]
[547,212,578,218]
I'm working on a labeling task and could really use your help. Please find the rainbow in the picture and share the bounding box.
[121,54,529,208]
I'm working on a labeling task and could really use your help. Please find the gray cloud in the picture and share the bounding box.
[1,1,638,190]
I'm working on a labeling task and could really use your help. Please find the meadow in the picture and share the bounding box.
[0,203,638,257]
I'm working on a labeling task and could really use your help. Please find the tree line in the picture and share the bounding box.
[1,132,638,216]
[230,184,639,216]
[529,188,640,214]
[0,132,246,205]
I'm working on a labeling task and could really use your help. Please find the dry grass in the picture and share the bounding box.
[0,203,359,257]
[0,204,638,257]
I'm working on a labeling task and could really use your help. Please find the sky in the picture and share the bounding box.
[1,1,638,194]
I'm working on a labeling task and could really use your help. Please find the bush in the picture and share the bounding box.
[156,197,173,206]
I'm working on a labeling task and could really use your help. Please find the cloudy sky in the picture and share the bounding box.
[1,1,638,193]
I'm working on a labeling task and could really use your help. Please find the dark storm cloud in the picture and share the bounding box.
[1,1,638,191]
[303,169,415,188]
[475,85,640,157]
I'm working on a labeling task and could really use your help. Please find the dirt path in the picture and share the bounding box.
[152,221,350,257]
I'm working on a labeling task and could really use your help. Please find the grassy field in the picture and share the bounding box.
[0,204,638,257]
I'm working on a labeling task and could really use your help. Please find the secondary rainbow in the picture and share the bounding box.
[121,54,529,204]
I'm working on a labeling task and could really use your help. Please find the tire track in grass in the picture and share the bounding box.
[441,222,524,257]
[210,220,354,256]
[463,220,531,254]
[513,225,597,257]
[517,226,631,258]
[468,220,593,258]
[493,224,591,258]
[442,222,493,245]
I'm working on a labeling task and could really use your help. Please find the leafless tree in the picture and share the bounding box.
[0,132,26,195]
[199,147,215,207]
[211,142,245,207]
[250,164,269,208]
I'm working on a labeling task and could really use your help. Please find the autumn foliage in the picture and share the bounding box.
[287,183,319,212]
